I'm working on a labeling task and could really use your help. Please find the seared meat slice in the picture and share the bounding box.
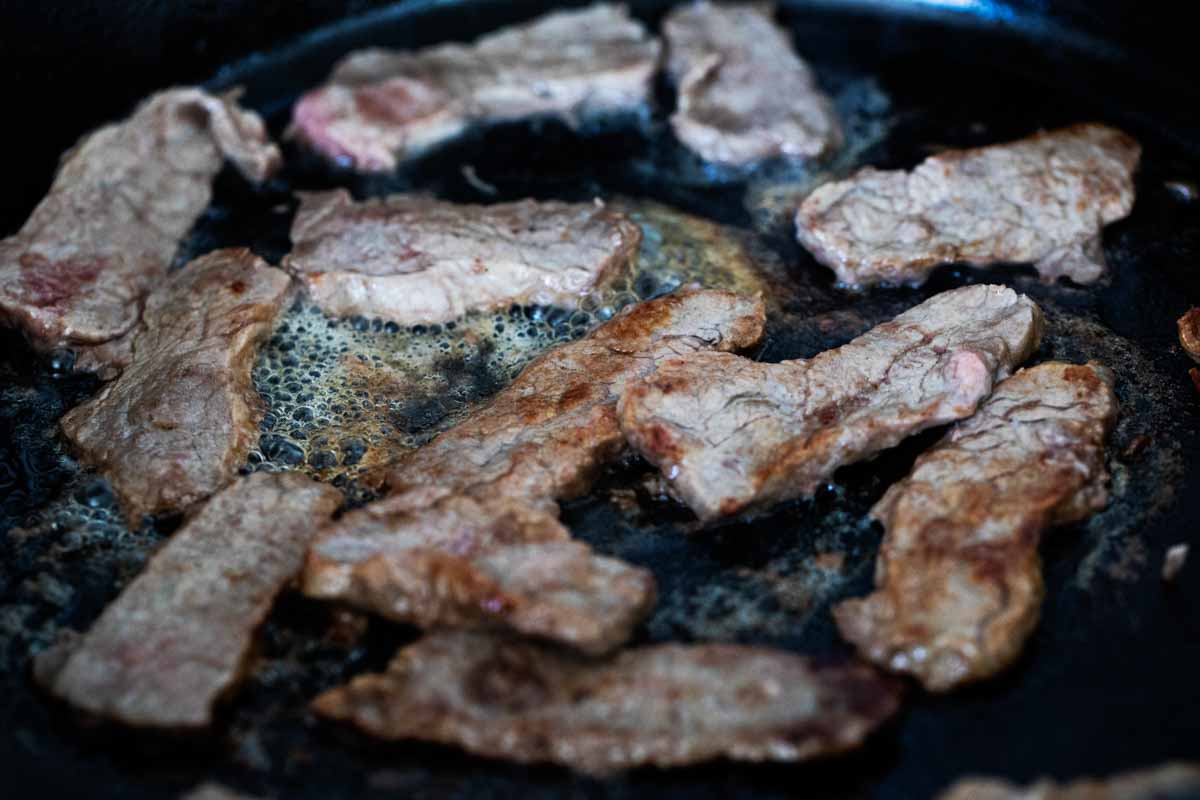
[304,290,763,651]
[34,472,341,728]
[1179,307,1200,362]
[663,2,841,166]
[938,764,1200,800]
[284,190,640,325]
[386,289,766,507]
[303,489,654,654]
[834,362,1117,691]
[291,4,659,171]
[312,630,902,774]
[61,250,291,523]
[0,88,280,375]
[619,284,1042,520]
[795,124,1140,288]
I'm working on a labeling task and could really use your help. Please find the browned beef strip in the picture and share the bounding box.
[385,289,767,507]
[938,764,1200,800]
[833,362,1117,691]
[34,472,341,728]
[663,1,841,166]
[284,190,640,325]
[303,489,655,655]
[795,124,1140,288]
[1179,307,1200,363]
[311,630,902,774]
[303,290,764,652]
[0,88,280,374]
[291,4,660,171]
[618,284,1043,520]
[60,249,292,523]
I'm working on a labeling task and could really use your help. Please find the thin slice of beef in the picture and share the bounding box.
[291,4,660,171]
[0,88,281,375]
[938,764,1200,800]
[618,284,1043,520]
[303,489,655,655]
[304,290,764,651]
[34,472,342,728]
[385,289,767,507]
[663,1,841,166]
[795,124,1140,287]
[1179,307,1200,362]
[284,190,640,325]
[60,249,292,523]
[833,362,1118,691]
[312,630,902,774]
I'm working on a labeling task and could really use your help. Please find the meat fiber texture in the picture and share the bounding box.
[619,284,1043,520]
[663,1,841,166]
[0,87,280,376]
[34,472,341,728]
[60,249,292,523]
[795,124,1140,288]
[291,4,660,171]
[834,362,1118,691]
[312,630,903,775]
[284,190,640,325]
[303,289,766,653]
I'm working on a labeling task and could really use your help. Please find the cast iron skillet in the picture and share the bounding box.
[2,2,1200,798]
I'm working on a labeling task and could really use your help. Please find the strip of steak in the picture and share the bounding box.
[34,472,341,728]
[795,124,1140,288]
[385,289,767,507]
[291,4,659,171]
[60,249,292,523]
[938,764,1200,800]
[303,290,764,651]
[284,189,641,325]
[312,630,902,774]
[0,88,281,374]
[618,284,1043,520]
[303,489,655,654]
[663,1,841,166]
[1179,307,1200,362]
[833,362,1117,691]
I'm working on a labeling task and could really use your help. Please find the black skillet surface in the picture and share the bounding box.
[3,1,1200,798]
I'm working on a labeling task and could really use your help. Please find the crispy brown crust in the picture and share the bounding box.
[303,491,656,654]
[312,631,902,775]
[834,362,1118,691]
[386,289,767,507]
[304,290,764,652]
[1178,307,1200,363]
[618,284,1042,520]
[60,249,292,522]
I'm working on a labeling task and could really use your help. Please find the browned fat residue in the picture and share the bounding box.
[597,294,681,342]
[18,254,105,307]
[814,403,840,426]
[229,280,248,294]
[556,382,593,412]
[643,423,681,460]
[1062,364,1104,390]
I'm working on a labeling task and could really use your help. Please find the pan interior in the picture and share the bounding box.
[2,2,1199,798]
